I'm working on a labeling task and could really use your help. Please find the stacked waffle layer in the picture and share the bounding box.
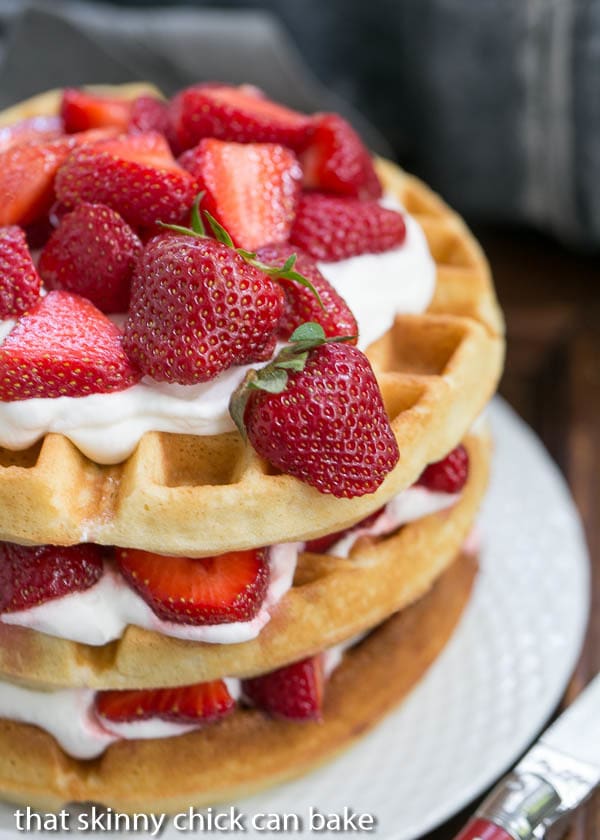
[0,83,503,812]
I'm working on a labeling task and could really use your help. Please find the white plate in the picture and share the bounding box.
[0,398,590,839]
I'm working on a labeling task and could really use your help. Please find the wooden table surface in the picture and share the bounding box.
[426,224,600,839]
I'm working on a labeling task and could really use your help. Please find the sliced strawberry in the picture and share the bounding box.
[0,290,141,400]
[416,444,470,494]
[301,113,382,200]
[257,243,357,343]
[305,507,384,553]
[0,129,119,227]
[180,139,301,251]
[243,656,324,721]
[123,233,284,383]
[129,95,168,135]
[0,226,42,318]
[0,115,63,152]
[61,88,132,133]
[290,193,406,262]
[39,203,142,313]
[0,542,103,613]
[96,680,235,725]
[167,83,313,153]
[55,132,198,228]
[116,547,270,625]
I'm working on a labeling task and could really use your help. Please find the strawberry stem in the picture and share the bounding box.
[158,194,324,308]
[228,322,356,438]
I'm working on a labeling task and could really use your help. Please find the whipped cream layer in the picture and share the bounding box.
[0,543,299,647]
[0,203,435,464]
[328,485,458,558]
[0,644,348,759]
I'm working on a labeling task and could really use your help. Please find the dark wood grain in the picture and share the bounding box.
[426,224,600,840]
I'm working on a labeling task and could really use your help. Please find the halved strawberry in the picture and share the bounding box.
[116,548,270,625]
[0,542,103,613]
[180,139,301,251]
[257,243,357,342]
[243,656,324,721]
[167,83,313,153]
[304,507,384,554]
[96,680,235,725]
[0,290,141,400]
[416,444,470,493]
[290,192,406,262]
[129,95,168,135]
[0,115,63,152]
[0,129,119,227]
[0,226,42,318]
[61,88,132,133]
[39,203,142,313]
[55,132,198,228]
[301,113,382,200]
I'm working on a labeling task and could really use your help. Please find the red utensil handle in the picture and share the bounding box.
[453,817,515,840]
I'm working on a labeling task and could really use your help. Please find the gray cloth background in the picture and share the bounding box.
[0,0,599,251]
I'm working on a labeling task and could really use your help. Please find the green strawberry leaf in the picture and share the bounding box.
[190,192,206,236]
[290,322,326,343]
[204,211,235,248]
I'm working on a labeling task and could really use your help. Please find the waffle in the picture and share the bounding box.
[0,547,476,813]
[0,86,504,555]
[0,431,488,690]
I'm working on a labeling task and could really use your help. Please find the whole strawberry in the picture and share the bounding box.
[257,243,357,343]
[230,323,399,498]
[0,226,42,318]
[290,192,406,261]
[123,231,284,384]
[39,203,143,313]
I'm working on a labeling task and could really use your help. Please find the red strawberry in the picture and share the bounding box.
[0,543,103,613]
[116,547,270,625]
[0,129,119,227]
[257,243,357,343]
[301,113,382,200]
[243,656,324,721]
[129,95,168,135]
[38,203,142,313]
[123,233,284,383]
[0,115,63,152]
[96,680,235,725]
[179,139,301,251]
[416,444,470,494]
[167,83,313,153]
[55,132,198,228]
[0,290,141,400]
[232,324,399,498]
[305,507,384,554]
[61,88,132,133]
[290,193,406,262]
[0,226,42,318]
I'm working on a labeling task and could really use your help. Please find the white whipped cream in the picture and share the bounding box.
[0,543,299,647]
[318,211,435,350]
[322,485,458,558]
[0,640,351,759]
[0,203,435,463]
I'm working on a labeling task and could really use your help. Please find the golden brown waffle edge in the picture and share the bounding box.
[0,431,489,689]
[0,548,477,813]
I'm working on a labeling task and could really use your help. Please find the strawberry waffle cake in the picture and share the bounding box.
[0,82,503,811]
